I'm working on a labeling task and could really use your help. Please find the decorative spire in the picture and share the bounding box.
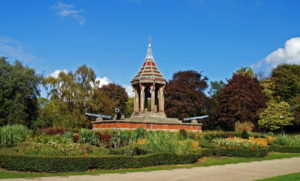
[146,37,153,59]
[131,39,165,82]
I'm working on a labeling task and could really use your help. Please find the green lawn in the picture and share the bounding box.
[257,172,300,181]
[0,152,300,179]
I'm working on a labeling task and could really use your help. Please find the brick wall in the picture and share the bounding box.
[93,122,202,131]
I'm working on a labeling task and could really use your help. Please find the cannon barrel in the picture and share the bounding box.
[85,113,112,120]
[182,115,209,122]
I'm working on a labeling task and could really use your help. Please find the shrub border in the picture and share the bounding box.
[0,148,270,172]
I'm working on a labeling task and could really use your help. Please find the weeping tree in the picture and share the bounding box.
[165,70,208,119]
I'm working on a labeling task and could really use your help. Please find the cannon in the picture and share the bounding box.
[113,108,125,120]
[85,113,112,121]
[182,115,209,124]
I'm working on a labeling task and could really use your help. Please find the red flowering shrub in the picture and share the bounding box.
[96,133,111,146]
[73,135,79,143]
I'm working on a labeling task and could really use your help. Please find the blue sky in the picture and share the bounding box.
[1,0,300,96]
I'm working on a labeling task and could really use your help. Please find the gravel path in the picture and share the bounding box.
[3,157,300,181]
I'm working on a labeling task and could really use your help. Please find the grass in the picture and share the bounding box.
[0,152,300,179]
[257,172,300,181]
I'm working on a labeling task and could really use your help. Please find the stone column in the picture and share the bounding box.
[134,89,139,112]
[140,85,145,112]
[151,85,156,112]
[158,86,165,112]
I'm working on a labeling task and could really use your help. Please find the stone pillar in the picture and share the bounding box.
[158,86,165,112]
[151,85,156,112]
[134,89,139,112]
[140,85,145,112]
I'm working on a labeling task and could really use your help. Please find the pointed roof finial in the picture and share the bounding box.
[146,36,153,59]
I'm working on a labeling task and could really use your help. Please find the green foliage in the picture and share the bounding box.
[110,130,132,148]
[178,129,188,140]
[271,64,300,102]
[213,148,268,157]
[43,65,119,128]
[0,152,201,172]
[0,57,41,127]
[145,131,178,153]
[272,135,300,147]
[212,137,262,149]
[125,97,134,118]
[258,101,294,131]
[109,145,149,156]
[268,146,300,153]
[78,129,99,146]
[235,67,255,77]
[241,130,249,139]
[0,125,31,147]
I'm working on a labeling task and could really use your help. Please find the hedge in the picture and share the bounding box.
[0,148,270,172]
[269,146,300,153]
[213,148,268,158]
[0,152,202,172]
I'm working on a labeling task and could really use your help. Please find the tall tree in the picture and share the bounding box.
[271,64,300,102]
[165,70,208,119]
[43,65,116,128]
[0,57,41,127]
[100,83,128,114]
[215,73,268,130]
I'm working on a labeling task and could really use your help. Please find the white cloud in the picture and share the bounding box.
[52,1,85,25]
[0,37,39,62]
[95,76,111,87]
[253,37,300,69]
[124,85,134,97]
[48,69,68,78]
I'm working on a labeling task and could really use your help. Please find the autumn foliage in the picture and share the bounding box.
[165,70,208,119]
[215,73,268,130]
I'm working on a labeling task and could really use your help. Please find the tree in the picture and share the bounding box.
[0,57,41,127]
[165,70,208,119]
[205,81,225,130]
[235,67,255,77]
[258,101,294,132]
[43,65,119,128]
[125,97,134,118]
[100,83,128,114]
[271,64,300,102]
[215,73,268,130]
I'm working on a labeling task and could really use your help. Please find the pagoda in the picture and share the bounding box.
[92,40,202,131]
[131,40,166,118]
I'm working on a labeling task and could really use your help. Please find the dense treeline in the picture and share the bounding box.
[0,56,299,132]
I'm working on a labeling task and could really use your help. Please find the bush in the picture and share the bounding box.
[234,122,254,132]
[79,129,99,146]
[241,130,249,139]
[202,131,241,140]
[272,135,300,147]
[0,125,31,147]
[269,146,300,153]
[178,129,188,140]
[213,148,268,157]
[109,145,150,156]
[0,152,202,172]
[109,130,134,148]
[145,131,177,153]
[212,137,264,149]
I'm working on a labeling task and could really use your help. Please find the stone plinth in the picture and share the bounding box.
[92,117,202,132]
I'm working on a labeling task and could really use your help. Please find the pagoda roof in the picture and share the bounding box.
[131,41,166,84]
